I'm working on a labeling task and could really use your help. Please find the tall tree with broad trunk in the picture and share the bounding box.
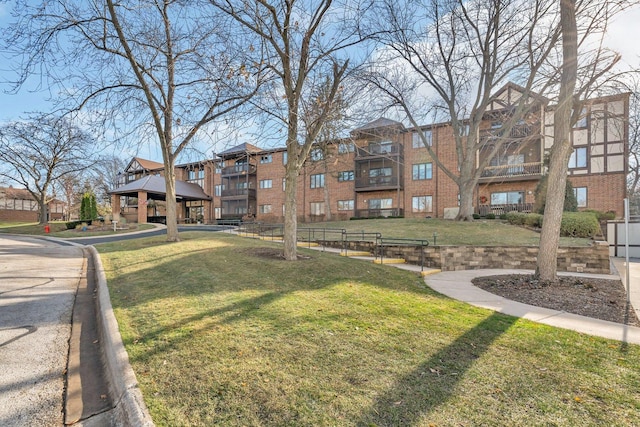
[3,0,262,241]
[214,0,372,260]
[0,115,95,224]
[365,0,561,220]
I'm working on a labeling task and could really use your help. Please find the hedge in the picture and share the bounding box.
[560,212,600,238]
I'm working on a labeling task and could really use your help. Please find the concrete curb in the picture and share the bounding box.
[88,246,155,427]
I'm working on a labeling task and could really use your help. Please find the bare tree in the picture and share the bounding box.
[214,0,372,260]
[3,0,262,241]
[365,0,561,220]
[0,115,95,224]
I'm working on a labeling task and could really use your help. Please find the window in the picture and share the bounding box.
[283,151,288,165]
[458,123,470,136]
[188,170,196,180]
[259,179,272,189]
[310,202,325,215]
[310,173,325,188]
[214,184,222,196]
[370,167,392,177]
[574,187,587,207]
[259,204,272,214]
[569,147,587,168]
[199,169,205,179]
[412,196,433,213]
[338,171,354,182]
[507,154,525,174]
[236,181,248,189]
[338,142,355,153]
[412,130,432,148]
[368,198,393,209]
[491,121,502,129]
[310,148,324,161]
[573,107,588,128]
[337,200,354,210]
[490,191,524,205]
[260,154,272,164]
[215,161,224,173]
[282,178,286,191]
[412,163,433,180]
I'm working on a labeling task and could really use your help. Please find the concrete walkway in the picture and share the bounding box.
[306,245,640,345]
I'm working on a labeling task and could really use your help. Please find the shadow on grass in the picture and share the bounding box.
[356,312,518,426]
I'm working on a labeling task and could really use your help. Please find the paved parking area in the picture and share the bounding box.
[0,235,84,427]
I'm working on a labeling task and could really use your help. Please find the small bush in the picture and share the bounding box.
[524,213,543,228]
[485,213,496,220]
[499,213,508,220]
[65,220,82,229]
[560,212,600,237]
[473,213,481,219]
[583,209,616,221]
[505,212,526,225]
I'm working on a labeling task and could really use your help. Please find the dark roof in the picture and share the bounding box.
[351,117,405,135]
[109,174,211,201]
[217,142,262,158]
[125,157,165,173]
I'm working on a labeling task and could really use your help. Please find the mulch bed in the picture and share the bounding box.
[472,274,640,327]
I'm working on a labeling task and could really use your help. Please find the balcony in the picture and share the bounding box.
[477,203,534,216]
[354,175,403,191]
[354,208,404,218]
[480,123,539,141]
[221,188,257,198]
[355,142,404,159]
[479,162,542,182]
[221,163,257,176]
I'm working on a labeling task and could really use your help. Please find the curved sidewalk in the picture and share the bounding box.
[424,267,640,345]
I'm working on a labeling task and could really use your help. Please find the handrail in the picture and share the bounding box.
[376,236,430,272]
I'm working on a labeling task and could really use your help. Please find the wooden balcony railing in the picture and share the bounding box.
[477,203,534,216]
[354,208,404,218]
[355,143,404,158]
[480,123,539,140]
[480,162,542,178]
[221,188,256,198]
[354,176,402,189]
[221,163,257,176]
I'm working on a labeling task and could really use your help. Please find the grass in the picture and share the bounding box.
[308,218,592,246]
[0,221,155,237]
[97,232,640,426]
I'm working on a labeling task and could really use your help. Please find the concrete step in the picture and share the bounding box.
[374,258,406,265]
[297,241,319,247]
[340,251,371,257]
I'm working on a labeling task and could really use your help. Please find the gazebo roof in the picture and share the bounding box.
[109,174,211,201]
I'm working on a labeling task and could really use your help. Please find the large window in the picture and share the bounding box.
[259,204,272,214]
[310,173,325,188]
[260,154,272,164]
[214,184,222,197]
[491,191,524,205]
[573,107,588,128]
[368,198,393,209]
[310,202,325,215]
[337,200,354,210]
[259,179,272,189]
[412,196,433,213]
[412,130,432,148]
[310,148,324,161]
[282,151,288,165]
[338,170,354,182]
[569,147,587,168]
[338,142,355,153]
[574,187,587,207]
[412,163,433,180]
[370,167,392,177]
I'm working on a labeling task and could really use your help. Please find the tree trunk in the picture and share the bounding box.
[283,158,299,260]
[535,0,577,281]
[323,160,332,221]
[39,195,48,225]
[455,179,476,221]
[164,158,180,242]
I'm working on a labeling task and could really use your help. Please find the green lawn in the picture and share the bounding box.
[0,221,155,237]
[97,232,639,427]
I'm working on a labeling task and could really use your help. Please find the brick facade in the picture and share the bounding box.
[114,86,629,224]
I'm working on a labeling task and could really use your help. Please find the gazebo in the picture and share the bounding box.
[110,174,211,223]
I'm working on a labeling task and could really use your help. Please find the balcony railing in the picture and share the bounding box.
[477,203,534,216]
[355,176,402,189]
[480,123,539,140]
[355,143,404,158]
[354,208,404,218]
[221,163,257,175]
[480,162,542,179]
[221,188,257,198]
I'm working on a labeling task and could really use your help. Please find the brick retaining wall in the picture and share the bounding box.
[318,240,610,274]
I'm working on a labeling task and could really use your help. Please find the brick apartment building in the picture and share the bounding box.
[0,186,66,222]
[111,84,629,224]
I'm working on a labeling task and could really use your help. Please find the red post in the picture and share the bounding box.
[44,225,50,233]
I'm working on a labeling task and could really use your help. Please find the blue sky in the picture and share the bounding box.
[1,1,638,159]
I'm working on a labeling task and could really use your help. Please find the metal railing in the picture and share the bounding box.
[354,176,402,189]
[375,237,430,272]
[221,163,257,175]
[355,143,404,158]
[297,227,346,250]
[353,208,404,218]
